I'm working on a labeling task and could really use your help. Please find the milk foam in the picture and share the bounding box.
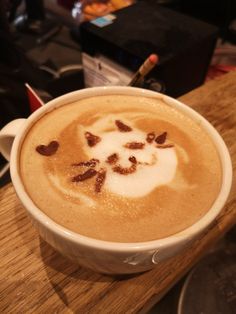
[20,94,222,242]
[83,123,178,197]
[49,173,96,207]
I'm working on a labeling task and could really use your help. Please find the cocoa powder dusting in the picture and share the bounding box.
[112,164,136,175]
[36,140,59,156]
[156,144,174,149]
[72,168,97,182]
[124,142,145,149]
[85,132,101,147]
[106,153,119,164]
[129,156,137,164]
[95,168,106,192]
[155,132,167,144]
[146,132,155,143]
[115,120,132,132]
[72,159,99,167]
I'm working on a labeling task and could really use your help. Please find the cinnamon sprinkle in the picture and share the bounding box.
[85,131,101,147]
[155,132,167,144]
[36,140,59,156]
[129,156,137,164]
[72,158,99,167]
[72,168,97,182]
[124,142,145,149]
[95,168,106,192]
[156,144,174,149]
[115,120,132,132]
[112,164,136,175]
[146,132,155,143]
[106,153,119,164]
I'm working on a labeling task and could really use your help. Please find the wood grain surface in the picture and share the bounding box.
[1,71,236,313]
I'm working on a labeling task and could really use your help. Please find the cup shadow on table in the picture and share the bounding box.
[39,236,142,278]
[13,197,236,313]
[13,199,152,311]
[39,237,142,309]
[13,203,112,310]
[13,200,140,279]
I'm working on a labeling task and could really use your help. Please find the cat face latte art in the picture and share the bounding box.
[20,94,222,243]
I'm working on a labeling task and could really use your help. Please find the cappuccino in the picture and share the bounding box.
[20,94,222,242]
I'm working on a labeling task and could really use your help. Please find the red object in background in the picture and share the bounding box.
[25,83,44,113]
[206,65,236,81]
[57,0,75,10]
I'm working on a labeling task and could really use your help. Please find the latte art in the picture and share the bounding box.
[20,94,222,242]
[81,120,178,197]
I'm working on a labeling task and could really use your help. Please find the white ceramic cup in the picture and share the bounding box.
[0,86,232,274]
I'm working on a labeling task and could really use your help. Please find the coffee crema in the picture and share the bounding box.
[20,95,222,242]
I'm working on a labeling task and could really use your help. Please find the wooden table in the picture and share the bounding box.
[1,72,236,313]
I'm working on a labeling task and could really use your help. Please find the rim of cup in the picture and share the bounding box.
[10,86,232,253]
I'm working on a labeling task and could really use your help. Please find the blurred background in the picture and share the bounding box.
[0,0,236,132]
[0,2,236,312]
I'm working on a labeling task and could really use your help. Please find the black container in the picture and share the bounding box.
[80,1,219,97]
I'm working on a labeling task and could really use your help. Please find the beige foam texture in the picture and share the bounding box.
[20,95,222,242]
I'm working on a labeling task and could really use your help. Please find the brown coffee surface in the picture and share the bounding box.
[20,94,222,242]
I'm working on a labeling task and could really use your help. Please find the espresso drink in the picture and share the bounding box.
[20,95,222,242]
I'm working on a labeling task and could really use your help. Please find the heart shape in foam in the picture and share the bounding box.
[36,140,59,156]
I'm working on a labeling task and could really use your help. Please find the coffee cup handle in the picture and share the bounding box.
[0,119,26,161]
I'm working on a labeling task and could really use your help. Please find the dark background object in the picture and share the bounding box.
[178,243,236,314]
[152,0,236,43]
[0,30,46,129]
[0,1,84,183]
[149,226,236,313]
[80,1,219,97]
[178,0,236,40]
